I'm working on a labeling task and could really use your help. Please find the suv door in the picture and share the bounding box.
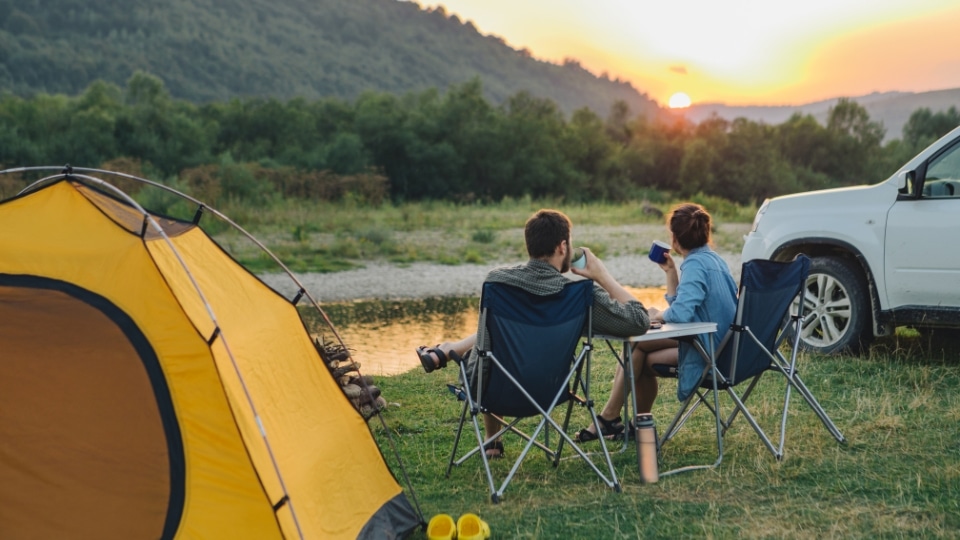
[884,137,960,310]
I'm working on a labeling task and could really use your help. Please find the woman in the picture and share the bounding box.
[575,202,738,442]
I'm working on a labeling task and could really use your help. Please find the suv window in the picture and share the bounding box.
[922,141,960,198]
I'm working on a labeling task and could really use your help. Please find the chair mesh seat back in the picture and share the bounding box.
[719,256,810,385]
[653,254,845,473]
[481,280,593,418]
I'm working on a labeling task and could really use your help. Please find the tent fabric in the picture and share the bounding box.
[0,179,419,539]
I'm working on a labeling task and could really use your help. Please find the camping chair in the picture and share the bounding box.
[445,279,620,503]
[652,255,846,477]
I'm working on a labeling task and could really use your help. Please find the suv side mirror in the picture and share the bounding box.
[897,170,916,196]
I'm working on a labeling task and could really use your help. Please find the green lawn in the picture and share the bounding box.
[372,333,960,539]
[209,196,756,273]
[209,195,955,537]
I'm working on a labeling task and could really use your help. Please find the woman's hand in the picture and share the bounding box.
[658,253,677,272]
[659,251,679,297]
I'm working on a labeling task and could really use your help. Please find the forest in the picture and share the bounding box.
[0,0,657,120]
[1,72,958,207]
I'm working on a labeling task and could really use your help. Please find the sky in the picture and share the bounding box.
[420,0,960,108]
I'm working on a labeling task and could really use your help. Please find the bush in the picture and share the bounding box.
[471,229,496,243]
[268,168,389,204]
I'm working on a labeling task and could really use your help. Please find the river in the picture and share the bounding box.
[301,287,669,376]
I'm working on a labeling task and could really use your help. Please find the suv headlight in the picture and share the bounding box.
[749,199,770,233]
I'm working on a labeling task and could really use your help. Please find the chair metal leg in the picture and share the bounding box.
[601,338,634,456]
[781,369,847,443]
[761,327,847,450]
[783,327,846,444]
[446,398,469,478]
[722,385,781,460]
[469,414,499,503]
[448,346,622,502]
[659,338,724,477]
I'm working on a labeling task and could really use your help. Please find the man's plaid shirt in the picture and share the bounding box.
[479,258,650,348]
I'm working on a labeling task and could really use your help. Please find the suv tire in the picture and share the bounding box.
[789,256,872,354]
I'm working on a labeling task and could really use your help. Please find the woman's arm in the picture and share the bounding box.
[661,265,708,323]
[661,253,679,297]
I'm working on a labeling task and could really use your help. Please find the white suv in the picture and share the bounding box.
[742,125,960,354]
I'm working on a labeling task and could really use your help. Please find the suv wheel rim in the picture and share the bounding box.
[797,273,852,348]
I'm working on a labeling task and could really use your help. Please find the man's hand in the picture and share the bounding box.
[570,247,608,280]
[571,247,636,304]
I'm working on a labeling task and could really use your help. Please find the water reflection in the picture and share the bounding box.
[302,287,668,376]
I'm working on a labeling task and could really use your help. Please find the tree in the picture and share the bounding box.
[605,100,632,145]
[496,91,577,199]
[677,138,717,197]
[563,107,616,200]
[58,80,125,166]
[714,118,793,204]
[433,79,504,201]
[902,106,960,150]
[827,99,883,141]
[824,99,886,185]
[116,72,211,175]
[625,114,691,193]
[353,91,416,199]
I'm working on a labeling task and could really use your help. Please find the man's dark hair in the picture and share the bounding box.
[524,209,572,258]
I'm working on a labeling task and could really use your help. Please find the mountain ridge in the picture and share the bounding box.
[0,0,660,119]
[681,87,960,141]
[1,0,956,138]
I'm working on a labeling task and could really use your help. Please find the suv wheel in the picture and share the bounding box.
[789,256,872,354]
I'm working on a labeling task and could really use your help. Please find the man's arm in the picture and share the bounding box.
[572,247,650,336]
[569,247,633,302]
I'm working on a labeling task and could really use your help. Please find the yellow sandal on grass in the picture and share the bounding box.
[427,514,456,540]
[457,513,490,540]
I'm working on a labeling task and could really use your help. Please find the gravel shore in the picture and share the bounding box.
[261,251,743,303]
[258,222,749,303]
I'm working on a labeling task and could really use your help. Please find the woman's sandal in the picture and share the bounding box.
[574,415,625,443]
[416,345,449,373]
[483,440,505,459]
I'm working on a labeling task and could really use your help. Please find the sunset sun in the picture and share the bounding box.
[668,92,691,109]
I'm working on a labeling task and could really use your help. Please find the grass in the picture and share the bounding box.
[371,332,960,539]
[207,196,757,273]
[200,193,956,536]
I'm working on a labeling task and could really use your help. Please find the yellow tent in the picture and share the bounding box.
[0,174,420,539]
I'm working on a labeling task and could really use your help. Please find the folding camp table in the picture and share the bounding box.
[599,321,718,476]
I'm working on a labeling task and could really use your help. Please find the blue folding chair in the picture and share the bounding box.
[446,279,620,503]
[654,255,846,476]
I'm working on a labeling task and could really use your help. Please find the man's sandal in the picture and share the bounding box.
[574,415,625,443]
[416,346,449,373]
[483,440,505,459]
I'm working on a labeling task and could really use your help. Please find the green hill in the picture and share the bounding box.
[0,0,660,118]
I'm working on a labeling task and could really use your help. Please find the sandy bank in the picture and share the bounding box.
[260,252,743,304]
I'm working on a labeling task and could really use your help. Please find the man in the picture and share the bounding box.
[415,209,649,457]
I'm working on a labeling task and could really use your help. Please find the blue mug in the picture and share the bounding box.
[649,240,670,264]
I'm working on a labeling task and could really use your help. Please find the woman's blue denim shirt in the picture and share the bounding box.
[662,245,738,400]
